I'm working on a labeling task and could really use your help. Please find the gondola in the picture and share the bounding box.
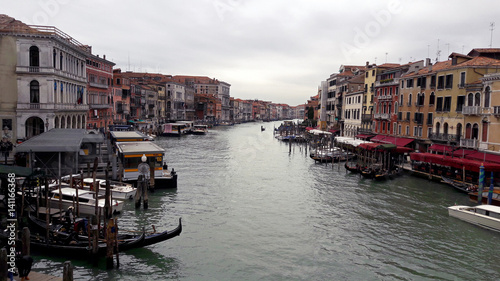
[29,230,145,258]
[374,170,389,181]
[441,176,477,193]
[27,213,182,249]
[360,168,375,179]
[344,162,360,173]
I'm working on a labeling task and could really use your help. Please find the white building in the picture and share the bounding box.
[0,15,89,141]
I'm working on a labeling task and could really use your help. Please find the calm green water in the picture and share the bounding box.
[34,122,500,280]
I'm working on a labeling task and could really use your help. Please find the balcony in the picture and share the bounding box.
[429,133,460,143]
[493,106,500,115]
[460,138,478,149]
[89,104,111,109]
[361,114,372,123]
[375,78,398,86]
[16,66,86,83]
[462,106,481,115]
[17,102,89,111]
[373,113,390,120]
[377,95,392,101]
[89,82,109,89]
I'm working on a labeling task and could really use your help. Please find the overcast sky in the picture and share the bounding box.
[2,0,500,105]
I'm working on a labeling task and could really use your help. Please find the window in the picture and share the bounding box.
[474,92,481,106]
[467,93,474,106]
[427,113,433,125]
[30,80,40,103]
[430,75,436,88]
[445,74,453,89]
[456,96,465,112]
[443,96,452,112]
[406,79,414,88]
[393,122,397,135]
[429,92,435,105]
[436,97,443,111]
[60,52,63,70]
[408,93,412,106]
[437,76,444,89]
[485,86,491,107]
[406,112,410,121]
[29,46,39,67]
[53,49,57,68]
[398,124,402,135]
[406,126,409,136]
[459,72,466,88]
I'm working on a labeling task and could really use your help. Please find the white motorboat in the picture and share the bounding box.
[448,204,500,232]
[192,124,208,135]
[49,187,124,216]
[60,175,136,200]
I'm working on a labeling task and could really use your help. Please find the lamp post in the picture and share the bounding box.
[135,154,150,209]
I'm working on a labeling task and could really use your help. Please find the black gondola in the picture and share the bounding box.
[344,162,360,173]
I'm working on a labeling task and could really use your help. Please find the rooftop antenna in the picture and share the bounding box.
[490,22,495,47]
[385,52,388,63]
[436,39,441,62]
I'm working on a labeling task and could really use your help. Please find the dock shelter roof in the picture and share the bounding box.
[15,129,103,153]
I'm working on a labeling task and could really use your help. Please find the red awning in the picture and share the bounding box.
[372,135,414,147]
[428,144,454,153]
[358,143,381,151]
[452,149,476,158]
[305,127,314,131]
[410,152,500,173]
[329,129,339,134]
[355,134,375,140]
[466,152,500,164]
[370,135,386,142]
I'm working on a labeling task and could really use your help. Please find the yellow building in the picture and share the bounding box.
[430,50,500,150]
[480,72,500,152]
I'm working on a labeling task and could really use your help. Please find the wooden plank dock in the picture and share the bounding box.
[13,271,62,281]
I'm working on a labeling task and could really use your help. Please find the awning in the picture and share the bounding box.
[428,144,454,153]
[371,135,414,147]
[355,134,375,140]
[329,129,339,134]
[410,152,500,173]
[451,149,476,158]
[466,151,500,164]
[305,127,314,131]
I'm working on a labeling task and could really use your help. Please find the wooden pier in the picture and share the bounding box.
[13,271,62,281]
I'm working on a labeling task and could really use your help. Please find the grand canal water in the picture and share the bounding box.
[34,121,500,280]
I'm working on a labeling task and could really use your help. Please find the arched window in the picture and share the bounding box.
[29,46,39,67]
[465,123,472,139]
[429,92,435,105]
[456,123,462,137]
[472,123,479,139]
[443,123,449,135]
[467,93,474,106]
[55,116,59,128]
[30,80,40,103]
[388,104,392,114]
[484,86,491,107]
[408,93,412,106]
[435,122,441,135]
[474,92,481,106]
[420,93,425,106]
[395,102,399,114]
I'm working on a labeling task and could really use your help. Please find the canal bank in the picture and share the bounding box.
[31,121,500,280]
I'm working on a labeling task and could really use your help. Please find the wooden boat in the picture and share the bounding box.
[29,230,146,258]
[448,204,500,232]
[374,170,389,181]
[28,213,182,248]
[360,168,375,179]
[344,162,360,173]
[468,189,500,206]
[441,176,477,193]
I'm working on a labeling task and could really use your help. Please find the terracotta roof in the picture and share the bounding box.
[377,63,401,68]
[0,14,37,33]
[468,48,500,55]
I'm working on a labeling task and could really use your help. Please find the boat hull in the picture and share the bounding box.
[448,205,500,232]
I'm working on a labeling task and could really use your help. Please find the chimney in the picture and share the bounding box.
[426,58,432,71]
[103,54,106,60]
[366,61,369,68]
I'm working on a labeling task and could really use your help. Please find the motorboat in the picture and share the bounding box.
[49,187,124,216]
[192,124,209,135]
[60,175,136,200]
[448,204,500,232]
